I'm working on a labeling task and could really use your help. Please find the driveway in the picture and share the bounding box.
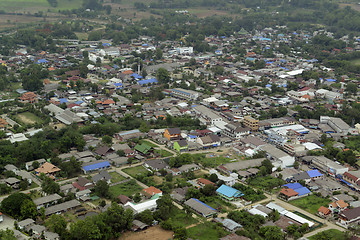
[0,214,15,230]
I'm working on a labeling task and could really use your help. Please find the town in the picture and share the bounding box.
[1,1,360,240]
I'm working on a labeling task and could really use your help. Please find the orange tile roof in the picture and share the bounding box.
[280,188,298,197]
[143,186,162,196]
[35,162,61,174]
[336,200,349,209]
[318,206,331,215]
[48,67,55,71]
[197,178,215,186]
[122,70,134,75]
[102,99,115,105]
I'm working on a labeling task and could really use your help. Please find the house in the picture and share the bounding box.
[72,177,94,191]
[171,187,189,202]
[5,177,20,189]
[92,170,112,184]
[339,206,360,227]
[43,231,60,240]
[279,188,298,200]
[184,198,217,218]
[118,194,132,205]
[214,218,242,232]
[307,169,323,180]
[132,220,148,232]
[144,159,169,171]
[33,194,62,210]
[60,183,75,194]
[75,189,91,201]
[82,160,110,174]
[26,159,46,171]
[95,146,114,156]
[19,92,38,103]
[318,206,331,217]
[209,169,238,186]
[134,143,152,155]
[0,118,8,130]
[35,162,61,179]
[4,164,18,174]
[243,115,259,131]
[223,123,250,139]
[216,184,244,201]
[329,200,349,213]
[164,128,181,141]
[142,186,162,198]
[124,199,158,214]
[174,140,188,152]
[196,134,221,149]
[18,218,35,230]
[29,224,46,237]
[197,178,216,188]
[178,163,200,173]
[44,199,81,216]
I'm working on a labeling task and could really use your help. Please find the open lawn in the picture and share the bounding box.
[247,176,286,193]
[119,225,173,240]
[167,207,198,228]
[154,149,173,157]
[308,229,346,240]
[289,195,331,215]
[123,165,149,178]
[109,171,126,183]
[140,139,159,147]
[109,179,143,197]
[15,112,43,125]
[0,0,82,13]
[187,222,229,240]
[198,155,233,168]
[349,58,360,66]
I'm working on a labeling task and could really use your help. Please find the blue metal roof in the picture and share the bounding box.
[283,182,303,190]
[295,187,310,196]
[341,179,351,186]
[75,100,83,105]
[326,78,336,82]
[37,59,48,64]
[131,73,143,79]
[82,161,110,172]
[59,98,68,104]
[307,169,323,178]
[192,198,216,211]
[216,184,244,198]
[138,78,157,85]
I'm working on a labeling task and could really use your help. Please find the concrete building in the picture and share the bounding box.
[243,116,259,131]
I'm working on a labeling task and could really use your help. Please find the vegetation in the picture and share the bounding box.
[108,179,143,197]
[309,229,348,240]
[289,195,332,215]
[186,222,229,240]
[247,176,286,193]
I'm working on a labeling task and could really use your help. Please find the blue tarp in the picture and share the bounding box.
[326,78,336,82]
[113,64,119,69]
[341,179,351,186]
[266,84,272,88]
[138,78,157,85]
[37,59,48,64]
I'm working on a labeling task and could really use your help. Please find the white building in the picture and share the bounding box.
[209,169,238,186]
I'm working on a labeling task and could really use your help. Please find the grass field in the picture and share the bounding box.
[289,195,331,215]
[122,165,149,178]
[198,155,233,168]
[15,112,43,125]
[154,149,173,157]
[109,179,143,197]
[187,222,229,240]
[167,207,198,228]
[109,171,126,183]
[350,58,360,66]
[308,229,346,240]
[0,0,82,12]
[140,139,159,147]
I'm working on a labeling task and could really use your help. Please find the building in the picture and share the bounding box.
[261,144,295,170]
[82,161,110,174]
[44,200,81,216]
[174,140,188,152]
[243,116,259,131]
[214,218,242,232]
[171,88,200,100]
[92,170,112,184]
[306,156,348,175]
[144,159,169,171]
[124,199,158,214]
[320,116,354,135]
[196,134,221,149]
[164,128,181,141]
[339,207,360,227]
[209,169,238,186]
[193,105,224,126]
[33,194,62,210]
[19,92,38,103]
[184,198,217,218]
[35,162,61,179]
[223,123,251,139]
[216,184,244,201]
[318,206,331,217]
[142,186,162,198]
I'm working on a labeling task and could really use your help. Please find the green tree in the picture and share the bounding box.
[102,135,113,145]
[41,176,60,194]
[0,229,17,240]
[156,68,170,84]
[46,214,68,237]
[95,180,109,198]
[20,199,38,220]
[1,193,32,219]
[69,219,102,240]
[259,226,284,240]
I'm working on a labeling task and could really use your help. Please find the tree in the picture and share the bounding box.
[156,68,170,84]
[201,184,216,196]
[155,48,163,60]
[41,176,60,194]
[95,180,109,198]
[135,209,154,225]
[69,219,102,240]
[46,214,68,237]
[209,173,218,183]
[1,193,32,219]
[259,226,284,240]
[32,161,40,169]
[117,150,125,157]
[102,135,113,145]
[155,194,174,220]
[346,82,358,95]
[20,199,38,220]
[133,192,141,203]
[0,229,17,240]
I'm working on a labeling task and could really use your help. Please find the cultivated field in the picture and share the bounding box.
[118,225,174,240]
